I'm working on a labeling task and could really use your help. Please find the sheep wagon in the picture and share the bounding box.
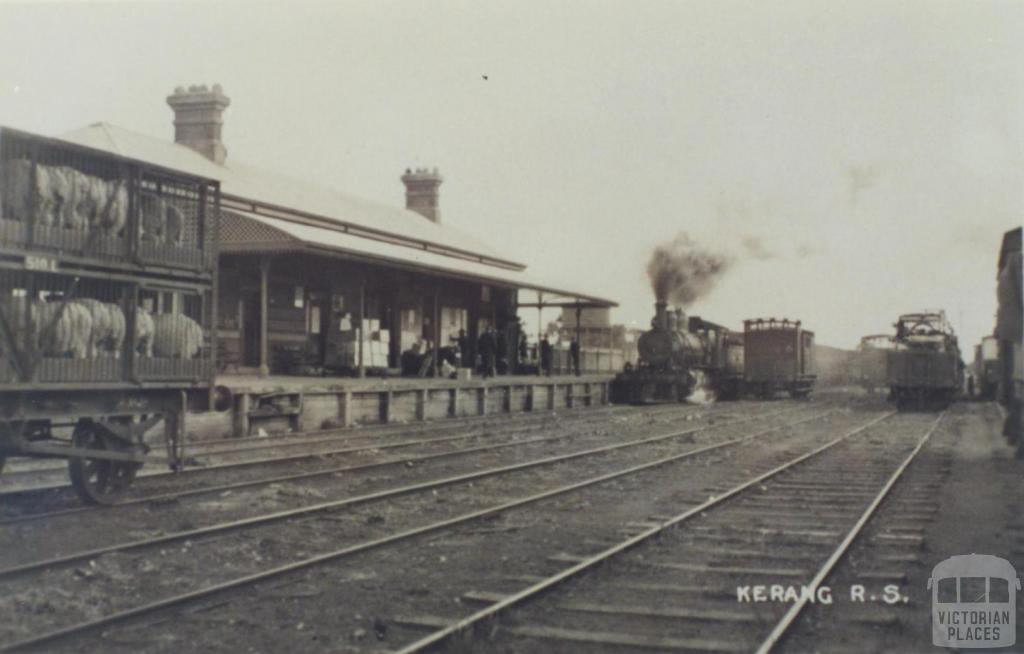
[0,126,226,503]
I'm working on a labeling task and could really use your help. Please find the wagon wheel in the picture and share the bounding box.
[68,423,140,505]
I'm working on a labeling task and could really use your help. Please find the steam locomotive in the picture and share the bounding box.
[886,311,963,410]
[612,302,743,403]
[612,302,817,404]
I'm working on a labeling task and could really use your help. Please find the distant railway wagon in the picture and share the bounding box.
[995,227,1022,451]
[742,318,815,399]
[855,334,892,394]
[886,311,962,410]
[0,126,225,503]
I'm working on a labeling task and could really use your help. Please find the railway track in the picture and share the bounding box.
[0,400,724,500]
[389,410,942,653]
[0,401,759,524]
[0,404,804,576]
[0,405,832,651]
[0,400,670,480]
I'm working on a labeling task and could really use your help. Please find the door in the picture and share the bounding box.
[308,296,329,363]
[241,290,261,367]
[799,331,815,376]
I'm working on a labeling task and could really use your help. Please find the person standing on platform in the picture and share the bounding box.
[456,329,468,368]
[570,339,581,376]
[496,327,508,375]
[540,336,553,377]
[478,327,496,378]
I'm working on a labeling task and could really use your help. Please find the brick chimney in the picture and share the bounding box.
[166,84,231,164]
[401,167,443,223]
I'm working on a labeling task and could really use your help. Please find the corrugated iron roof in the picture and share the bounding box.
[221,209,616,307]
[58,122,522,269]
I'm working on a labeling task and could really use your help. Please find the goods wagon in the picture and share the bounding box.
[0,126,225,503]
[742,318,816,399]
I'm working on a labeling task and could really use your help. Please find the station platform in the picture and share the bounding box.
[190,372,617,440]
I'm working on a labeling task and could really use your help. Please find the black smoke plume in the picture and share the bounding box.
[646,233,732,306]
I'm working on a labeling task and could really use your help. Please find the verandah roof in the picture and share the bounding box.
[220,209,616,308]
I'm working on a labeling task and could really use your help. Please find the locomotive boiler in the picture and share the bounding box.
[613,302,742,404]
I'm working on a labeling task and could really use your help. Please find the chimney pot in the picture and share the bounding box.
[167,83,231,164]
[401,167,444,224]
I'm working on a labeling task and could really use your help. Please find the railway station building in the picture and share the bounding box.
[60,85,614,378]
[56,85,616,433]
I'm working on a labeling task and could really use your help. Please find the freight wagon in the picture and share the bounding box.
[0,126,225,503]
[742,318,816,399]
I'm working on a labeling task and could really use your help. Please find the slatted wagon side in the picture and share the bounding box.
[0,126,224,503]
[742,318,816,399]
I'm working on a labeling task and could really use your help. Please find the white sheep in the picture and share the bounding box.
[65,168,100,232]
[1,159,30,220]
[99,179,128,236]
[31,301,93,359]
[47,166,77,230]
[73,299,126,358]
[152,313,203,359]
[139,193,189,246]
[2,159,58,226]
[139,192,166,243]
[165,202,185,245]
[135,309,155,357]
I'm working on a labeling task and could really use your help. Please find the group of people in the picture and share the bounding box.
[450,326,581,378]
[536,336,579,377]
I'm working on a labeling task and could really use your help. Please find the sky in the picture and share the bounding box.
[0,0,1020,349]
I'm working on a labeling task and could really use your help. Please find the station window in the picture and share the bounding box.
[309,305,321,335]
[441,307,468,345]
[400,308,423,348]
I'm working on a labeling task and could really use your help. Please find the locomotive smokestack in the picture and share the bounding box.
[654,302,668,331]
